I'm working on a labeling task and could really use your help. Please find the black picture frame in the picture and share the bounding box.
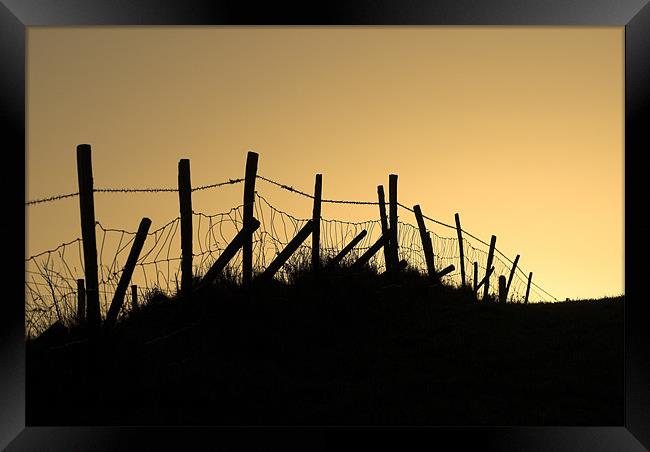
[2,1,648,450]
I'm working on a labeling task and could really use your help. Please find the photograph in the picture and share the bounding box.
[1,0,648,450]
[24,26,624,426]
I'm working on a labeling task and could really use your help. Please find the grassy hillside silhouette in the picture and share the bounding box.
[26,262,623,426]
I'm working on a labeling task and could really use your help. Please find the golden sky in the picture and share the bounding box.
[26,27,624,301]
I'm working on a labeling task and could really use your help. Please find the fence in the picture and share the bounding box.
[25,146,557,338]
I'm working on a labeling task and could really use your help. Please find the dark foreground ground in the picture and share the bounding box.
[26,269,623,426]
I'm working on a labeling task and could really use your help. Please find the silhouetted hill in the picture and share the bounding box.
[26,266,623,426]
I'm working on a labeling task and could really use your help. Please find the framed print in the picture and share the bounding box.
[2,0,648,450]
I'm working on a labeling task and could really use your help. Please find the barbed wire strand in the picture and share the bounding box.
[25,178,245,206]
[26,174,559,337]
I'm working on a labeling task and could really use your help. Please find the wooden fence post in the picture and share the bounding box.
[499,275,507,303]
[178,159,193,304]
[388,174,399,272]
[131,285,138,311]
[413,205,436,279]
[525,272,533,304]
[106,217,152,328]
[383,259,408,275]
[473,262,478,293]
[437,264,455,279]
[328,229,368,268]
[76,144,101,332]
[474,266,495,296]
[312,174,322,272]
[76,279,85,323]
[377,185,391,273]
[455,213,466,287]
[505,254,520,302]
[483,235,497,302]
[259,220,314,281]
[196,217,261,291]
[351,229,390,270]
[242,151,259,285]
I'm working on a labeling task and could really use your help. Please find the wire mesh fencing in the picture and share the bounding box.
[25,174,556,338]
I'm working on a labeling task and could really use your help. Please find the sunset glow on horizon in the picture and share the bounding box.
[26,27,624,302]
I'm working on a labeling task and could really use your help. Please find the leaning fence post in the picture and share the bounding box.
[413,205,436,278]
[259,220,314,281]
[473,262,478,293]
[525,272,533,304]
[505,254,520,302]
[388,174,399,272]
[76,279,85,323]
[377,185,391,272]
[312,174,322,272]
[131,285,138,311]
[499,275,507,304]
[328,229,368,268]
[178,159,193,305]
[474,266,495,296]
[242,151,259,285]
[106,217,152,328]
[436,264,455,279]
[351,229,390,270]
[197,217,261,291]
[76,144,101,332]
[455,213,466,287]
[483,235,497,302]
